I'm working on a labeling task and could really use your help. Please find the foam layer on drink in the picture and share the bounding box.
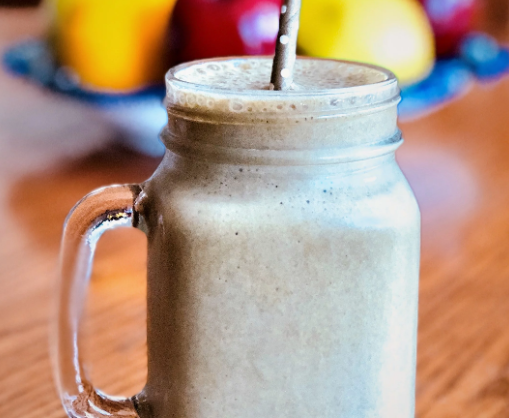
[174,58,387,90]
[165,57,399,117]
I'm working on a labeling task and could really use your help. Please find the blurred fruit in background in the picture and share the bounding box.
[3,0,508,154]
[418,0,478,57]
[298,0,435,86]
[46,0,177,92]
[42,0,441,90]
[168,0,282,65]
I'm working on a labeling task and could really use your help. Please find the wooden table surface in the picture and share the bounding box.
[2,7,509,418]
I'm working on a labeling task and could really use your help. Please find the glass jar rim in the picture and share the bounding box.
[165,56,399,117]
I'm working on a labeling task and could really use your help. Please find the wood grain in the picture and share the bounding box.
[2,7,509,418]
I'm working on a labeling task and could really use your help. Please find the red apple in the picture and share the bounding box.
[168,0,283,66]
[419,0,479,56]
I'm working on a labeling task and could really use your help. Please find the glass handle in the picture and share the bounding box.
[53,184,143,418]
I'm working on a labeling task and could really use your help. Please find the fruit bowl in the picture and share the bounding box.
[3,33,509,155]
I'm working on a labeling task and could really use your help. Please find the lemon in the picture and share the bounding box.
[298,0,435,85]
[47,0,177,91]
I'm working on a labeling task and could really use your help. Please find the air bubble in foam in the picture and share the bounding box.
[187,94,197,106]
[230,101,244,112]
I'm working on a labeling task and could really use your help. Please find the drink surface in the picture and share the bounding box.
[174,57,387,91]
[165,57,399,118]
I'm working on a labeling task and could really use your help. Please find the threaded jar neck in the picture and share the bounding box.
[163,57,401,165]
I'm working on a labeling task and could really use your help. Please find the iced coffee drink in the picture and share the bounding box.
[131,57,420,418]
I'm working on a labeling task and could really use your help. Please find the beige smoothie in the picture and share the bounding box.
[133,57,420,418]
